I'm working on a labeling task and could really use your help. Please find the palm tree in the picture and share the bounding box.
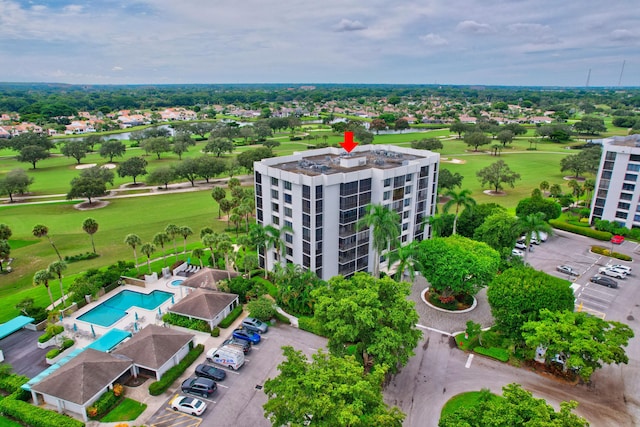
[202,232,219,267]
[153,232,170,267]
[356,204,401,278]
[34,269,55,309]
[386,241,422,282]
[230,212,243,236]
[442,189,476,235]
[82,217,99,254]
[191,248,205,268]
[48,260,68,307]
[216,234,233,279]
[124,234,142,272]
[140,243,156,274]
[583,179,595,208]
[211,187,227,218]
[539,180,550,195]
[165,224,180,261]
[32,224,62,261]
[264,224,292,274]
[179,226,193,254]
[518,212,553,263]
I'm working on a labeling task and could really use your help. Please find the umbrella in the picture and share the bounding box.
[134,312,138,321]
[73,323,77,332]
[187,257,191,264]
[59,313,63,322]
[90,324,96,338]
[158,307,162,316]
[171,295,175,304]
[134,322,138,332]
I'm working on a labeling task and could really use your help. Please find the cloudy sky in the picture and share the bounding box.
[1,0,638,87]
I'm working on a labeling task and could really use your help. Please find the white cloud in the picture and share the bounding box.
[335,18,367,32]
[419,33,448,46]
[610,29,638,42]
[456,20,496,34]
[112,66,124,71]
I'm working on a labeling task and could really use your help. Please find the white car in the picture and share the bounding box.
[514,241,527,250]
[598,267,626,279]
[171,395,207,416]
[609,264,632,275]
[511,248,525,257]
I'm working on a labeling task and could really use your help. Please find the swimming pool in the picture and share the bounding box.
[170,279,184,287]
[77,290,174,327]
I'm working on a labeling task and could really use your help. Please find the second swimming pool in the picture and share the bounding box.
[77,289,174,327]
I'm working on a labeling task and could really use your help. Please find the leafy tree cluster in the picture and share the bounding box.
[0,168,34,202]
[573,116,606,135]
[411,138,443,151]
[560,145,602,179]
[272,263,325,317]
[476,160,521,193]
[516,191,562,220]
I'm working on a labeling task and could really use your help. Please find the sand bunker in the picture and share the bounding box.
[75,163,97,169]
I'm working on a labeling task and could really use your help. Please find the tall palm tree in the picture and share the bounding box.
[32,224,62,261]
[264,224,292,274]
[442,189,476,235]
[179,226,193,254]
[583,179,595,208]
[140,243,156,274]
[216,234,233,279]
[82,217,99,254]
[48,260,68,307]
[191,248,205,268]
[356,204,401,278]
[34,269,55,309]
[518,212,553,263]
[153,232,170,267]
[202,232,220,267]
[124,234,142,272]
[165,224,180,261]
[386,241,422,282]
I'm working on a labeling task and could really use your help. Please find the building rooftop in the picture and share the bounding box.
[607,134,640,148]
[269,146,432,176]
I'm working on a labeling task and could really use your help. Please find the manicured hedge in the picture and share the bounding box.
[591,246,633,261]
[64,252,100,263]
[474,346,510,362]
[211,327,220,337]
[0,398,84,427]
[0,373,29,394]
[549,220,612,241]
[162,313,210,333]
[38,325,64,343]
[273,311,291,325]
[298,316,327,337]
[87,390,121,419]
[148,344,204,396]
[218,305,243,329]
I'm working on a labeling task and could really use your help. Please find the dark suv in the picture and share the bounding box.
[181,377,216,397]
[223,338,252,354]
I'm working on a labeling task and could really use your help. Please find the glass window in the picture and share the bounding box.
[271,202,279,212]
[615,211,628,219]
[272,215,279,225]
[271,177,278,186]
[316,228,323,240]
[620,192,633,201]
[303,185,311,199]
[622,183,635,191]
[285,207,292,217]
[404,198,411,207]
[628,164,640,172]
[285,220,293,229]
[605,151,616,161]
[255,172,262,183]
[384,178,391,187]
[303,227,311,241]
[285,233,293,243]
[624,173,637,182]
[403,211,410,219]
[618,202,631,210]
[405,185,412,194]
[286,247,293,256]
[284,193,292,204]
[384,191,391,200]
[394,176,406,188]
[359,178,372,192]
[284,181,292,190]
[631,154,640,162]
[316,185,323,198]
[406,174,413,182]
[271,189,279,198]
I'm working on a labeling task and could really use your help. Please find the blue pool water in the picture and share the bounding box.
[78,290,174,327]
[170,279,184,287]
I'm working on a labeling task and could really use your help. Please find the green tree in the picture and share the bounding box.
[172,131,195,160]
[496,129,514,147]
[450,121,468,139]
[247,295,276,321]
[172,157,200,186]
[456,203,505,238]
[80,165,114,186]
[211,187,227,218]
[263,224,291,272]
[473,211,521,255]
[9,132,53,151]
[98,140,126,162]
[476,160,521,193]
[439,383,588,427]
[0,239,10,272]
[370,118,388,133]
[386,241,422,282]
[140,242,156,274]
[34,268,55,308]
[0,224,12,240]
[237,147,276,171]
[504,123,527,136]
[411,138,443,151]
[487,267,574,339]
[273,263,325,316]
[18,145,49,169]
[464,132,490,151]
[437,169,463,192]
[196,156,227,183]
[574,116,606,135]
[522,309,634,381]
[442,189,476,235]
[165,224,180,261]
[515,193,562,220]
[82,218,99,254]
[518,212,553,263]
[83,134,103,151]
[48,260,68,306]
[394,118,410,131]
[60,140,88,164]
[416,235,500,300]
[539,180,550,194]
[191,248,205,268]
[153,232,170,267]
[124,233,142,272]
[141,136,171,159]
[146,166,175,190]
[263,347,405,427]
[202,232,220,268]
[32,224,62,261]
[356,204,401,278]
[66,176,106,204]
[0,168,34,202]
[179,226,193,254]
[204,138,234,157]
[117,156,148,184]
[312,273,421,373]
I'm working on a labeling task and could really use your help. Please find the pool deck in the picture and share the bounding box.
[62,275,190,348]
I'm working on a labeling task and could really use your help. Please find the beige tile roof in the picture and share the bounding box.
[31,349,132,405]
[169,288,238,321]
[112,324,194,369]
[180,268,238,290]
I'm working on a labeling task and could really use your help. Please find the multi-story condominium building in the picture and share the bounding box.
[590,134,640,228]
[254,144,440,280]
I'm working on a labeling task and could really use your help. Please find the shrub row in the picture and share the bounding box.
[0,373,29,394]
[211,327,220,337]
[474,346,510,362]
[218,305,243,329]
[87,390,121,419]
[0,398,84,427]
[64,252,100,263]
[549,220,612,241]
[591,246,633,261]
[298,316,327,337]
[148,344,204,396]
[45,338,75,359]
[273,311,291,325]
[162,313,210,333]
[38,325,64,343]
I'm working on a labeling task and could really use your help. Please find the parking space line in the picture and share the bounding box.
[582,286,617,298]
[577,298,608,309]
[217,384,229,389]
[465,354,474,369]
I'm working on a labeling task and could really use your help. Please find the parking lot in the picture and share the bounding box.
[146,324,327,427]
[525,229,638,320]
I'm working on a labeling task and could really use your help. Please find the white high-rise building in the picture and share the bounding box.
[254,144,440,280]
[591,134,640,228]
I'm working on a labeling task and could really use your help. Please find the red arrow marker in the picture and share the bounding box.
[340,131,359,153]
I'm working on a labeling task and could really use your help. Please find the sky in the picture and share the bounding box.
[0,0,639,87]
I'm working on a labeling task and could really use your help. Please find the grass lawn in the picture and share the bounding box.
[100,398,147,422]
[0,416,23,427]
[440,391,501,419]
